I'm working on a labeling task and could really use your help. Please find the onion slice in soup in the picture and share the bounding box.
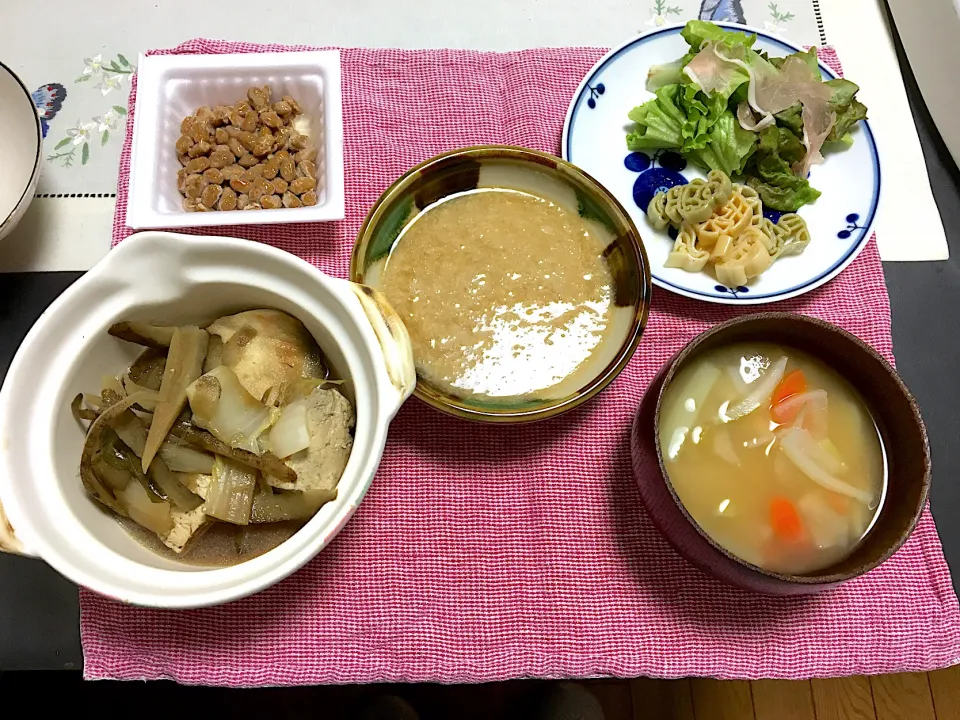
[780,427,872,504]
[662,361,721,460]
[724,356,788,422]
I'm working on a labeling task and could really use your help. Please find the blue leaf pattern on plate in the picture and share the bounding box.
[624,151,688,211]
[714,284,750,298]
[837,212,863,240]
[586,83,605,109]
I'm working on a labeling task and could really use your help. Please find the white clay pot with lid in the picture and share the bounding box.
[0,231,415,608]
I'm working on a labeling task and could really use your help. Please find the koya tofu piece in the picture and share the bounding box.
[159,473,213,553]
[267,387,354,492]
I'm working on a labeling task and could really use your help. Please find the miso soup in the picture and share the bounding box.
[372,188,635,402]
[659,343,886,575]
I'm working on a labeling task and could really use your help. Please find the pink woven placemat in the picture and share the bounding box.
[82,39,960,685]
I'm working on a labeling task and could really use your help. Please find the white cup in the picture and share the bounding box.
[0,62,42,241]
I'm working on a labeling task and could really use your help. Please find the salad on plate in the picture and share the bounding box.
[625,21,869,212]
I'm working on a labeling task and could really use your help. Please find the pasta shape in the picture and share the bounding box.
[663,185,686,226]
[648,172,734,230]
[777,213,811,257]
[710,234,734,262]
[738,184,765,227]
[714,228,772,287]
[678,180,717,224]
[757,218,786,259]
[647,192,671,231]
[664,224,710,272]
[697,187,753,247]
[648,170,812,288]
[705,169,733,207]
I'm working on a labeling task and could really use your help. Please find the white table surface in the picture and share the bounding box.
[0,0,945,269]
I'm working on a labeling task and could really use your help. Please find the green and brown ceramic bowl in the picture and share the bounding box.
[351,145,651,423]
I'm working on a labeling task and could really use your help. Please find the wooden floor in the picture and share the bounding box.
[592,665,960,720]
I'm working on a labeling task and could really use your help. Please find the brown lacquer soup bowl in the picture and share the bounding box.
[631,313,930,595]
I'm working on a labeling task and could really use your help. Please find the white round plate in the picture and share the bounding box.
[562,23,880,305]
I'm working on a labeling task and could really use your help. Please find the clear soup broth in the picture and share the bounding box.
[659,342,886,575]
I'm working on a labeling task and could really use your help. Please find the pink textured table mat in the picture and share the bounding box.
[82,39,960,684]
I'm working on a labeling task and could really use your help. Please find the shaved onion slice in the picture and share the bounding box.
[780,427,872,504]
[725,357,788,422]
[773,389,829,438]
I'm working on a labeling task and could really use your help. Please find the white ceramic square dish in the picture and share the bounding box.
[126,51,344,229]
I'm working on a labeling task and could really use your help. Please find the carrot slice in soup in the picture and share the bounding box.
[771,369,807,423]
[770,496,805,543]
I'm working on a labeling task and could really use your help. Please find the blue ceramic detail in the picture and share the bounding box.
[624,152,650,172]
[763,209,783,224]
[625,150,688,212]
[714,284,750,298]
[658,151,687,172]
[586,82,606,109]
[837,212,862,240]
[633,169,687,211]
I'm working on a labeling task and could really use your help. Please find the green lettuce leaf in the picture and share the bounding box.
[746,175,820,212]
[823,133,854,153]
[825,79,868,141]
[678,84,729,151]
[689,113,758,177]
[829,98,867,141]
[626,86,686,150]
[774,105,804,139]
[743,126,820,211]
[826,78,859,107]
[680,21,757,54]
[626,83,733,153]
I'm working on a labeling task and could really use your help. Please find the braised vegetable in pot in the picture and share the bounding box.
[73,309,355,565]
